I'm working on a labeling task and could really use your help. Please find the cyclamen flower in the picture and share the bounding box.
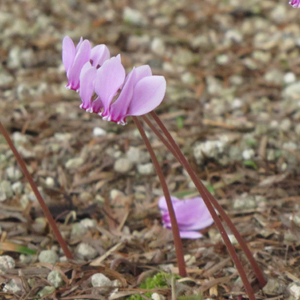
[62,36,110,91]
[290,0,300,7]
[158,196,214,239]
[79,55,166,124]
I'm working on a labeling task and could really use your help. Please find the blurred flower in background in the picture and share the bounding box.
[158,196,214,239]
[290,0,300,8]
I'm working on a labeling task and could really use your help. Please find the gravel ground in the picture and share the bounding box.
[1,0,300,299]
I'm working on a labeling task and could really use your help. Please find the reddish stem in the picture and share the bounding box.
[0,121,73,260]
[147,113,266,288]
[132,117,187,277]
[146,112,261,299]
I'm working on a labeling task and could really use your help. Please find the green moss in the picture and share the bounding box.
[127,272,180,300]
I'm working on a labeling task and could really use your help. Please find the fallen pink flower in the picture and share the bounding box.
[290,0,300,7]
[79,55,166,124]
[62,36,110,91]
[158,196,214,239]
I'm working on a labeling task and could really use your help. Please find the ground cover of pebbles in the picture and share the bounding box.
[1,0,300,299]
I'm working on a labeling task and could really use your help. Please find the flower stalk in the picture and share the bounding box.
[132,116,187,277]
[0,121,73,260]
[142,112,267,299]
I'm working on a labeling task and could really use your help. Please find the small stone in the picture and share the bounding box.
[93,127,106,137]
[65,157,84,169]
[114,158,133,173]
[7,47,22,68]
[284,72,296,84]
[224,29,243,43]
[70,223,88,239]
[126,147,150,164]
[263,278,286,295]
[152,292,166,300]
[11,182,23,194]
[45,177,55,188]
[288,282,300,300]
[175,14,188,27]
[229,75,243,86]
[151,38,165,57]
[123,7,148,26]
[0,255,15,270]
[193,139,227,164]
[233,193,257,210]
[181,72,196,84]
[20,48,36,68]
[283,81,300,99]
[76,243,98,260]
[252,50,271,63]
[47,270,64,288]
[0,181,13,201]
[280,118,292,132]
[38,286,56,297]
[216,54,229,65]
[0,69,14,88]
[19,254,33,264]
[80,218,97,229]
[137,163,155,175]
[38,250,59,264]
[6,166,22,181]
[79,191,93,202]
[110,189,124,200]
[270,4,287,24]
[91,273,112,293]
[173,49,195,66]
[264,69,284,84]
[3,279,22,293]
[242,149,255,160]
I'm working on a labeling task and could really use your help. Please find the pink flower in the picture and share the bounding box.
[158,196,214,239]
[290,0,300,7]
[62,36,110,91]
[79,55,166,124]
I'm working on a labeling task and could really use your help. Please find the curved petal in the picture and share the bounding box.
[67,39,91,91]
[158,196,214,232]
[95,56,126,116]
[62,36,75,73]
[79,62,96,112]
[158,196,180,212]
[91,45,110,67]
[75,37,83,51]
[135,65,152,81]
[179,230,203,239]
[92,97,103,114]
[110,68,137,124]
[172,197,213,231]
[127,76,166,116]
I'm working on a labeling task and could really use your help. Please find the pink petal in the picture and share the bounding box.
[75,37,83,51]
[90,45,110,67]
[67,39,91,91]
[173,197,213,231]
[109,68,137,124]
[179,231,203,239]
[62,36,75,73]
[290,0,300,7]
[134,65,152,81]
[126,76,166,116]
[94,56,126,116]
[158,196,179,212]
[79,62,97,112]
[92,97,103,114]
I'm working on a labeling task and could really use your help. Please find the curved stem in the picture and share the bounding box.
[144,112,261,299]
[147,112,266,288]
[0,121,73,260]
[132,116,187,277]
